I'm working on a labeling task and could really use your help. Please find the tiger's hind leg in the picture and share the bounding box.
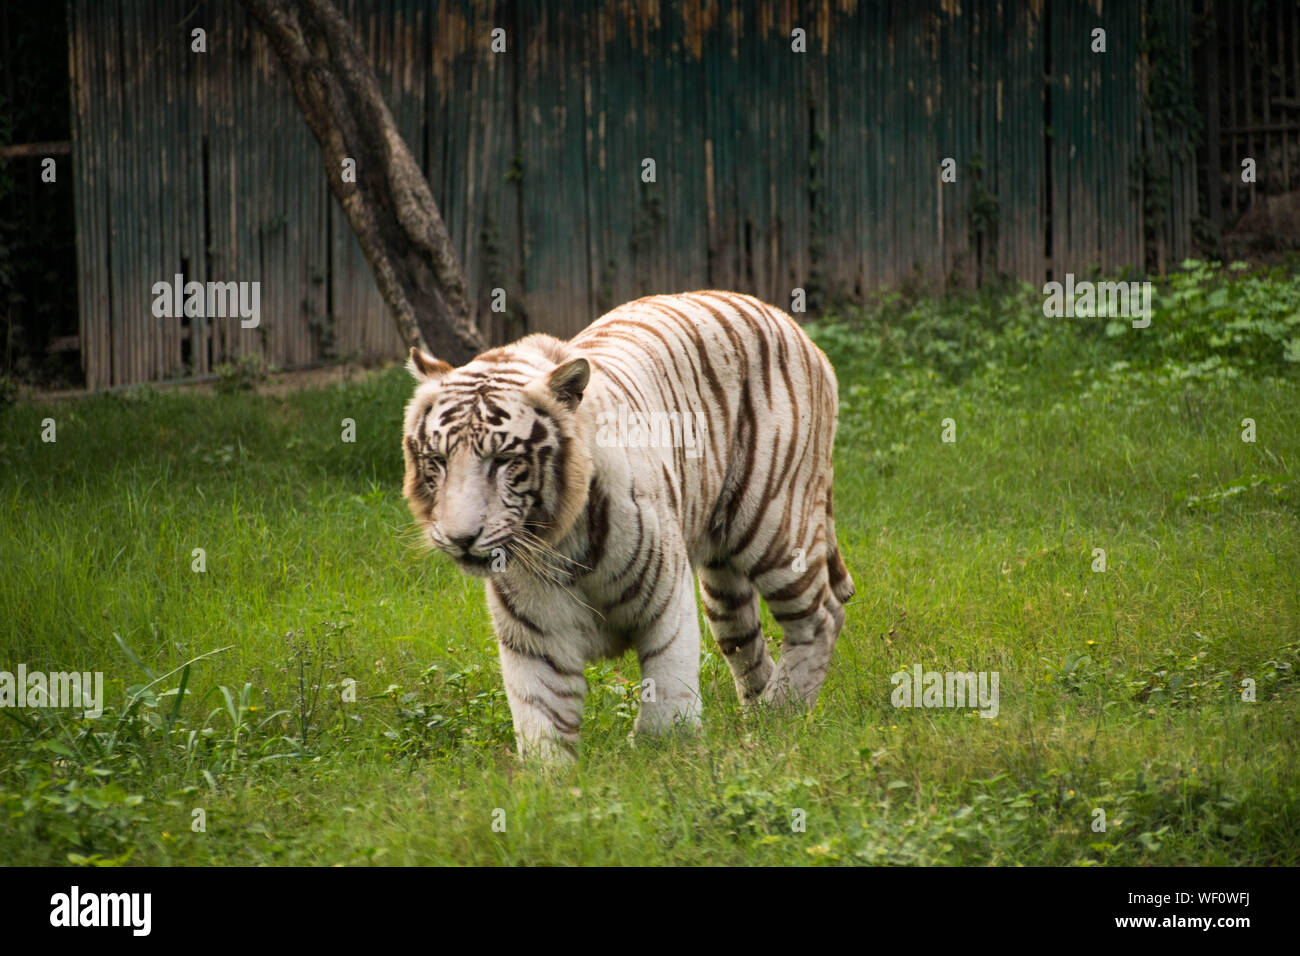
[758,589,836,708]
[752,535,848,709]
[698,564,773,704]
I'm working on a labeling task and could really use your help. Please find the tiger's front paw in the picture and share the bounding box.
[515,731,579,765]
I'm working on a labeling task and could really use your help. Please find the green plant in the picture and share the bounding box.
[278,620,353,751]
[213,353,277,394]
[378,660,513,761]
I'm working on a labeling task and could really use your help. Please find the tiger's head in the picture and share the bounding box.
[402,336,594,577]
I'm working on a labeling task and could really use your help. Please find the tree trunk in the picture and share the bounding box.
[240,0,485,364]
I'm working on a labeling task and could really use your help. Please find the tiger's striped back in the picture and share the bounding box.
[574,291,853,603]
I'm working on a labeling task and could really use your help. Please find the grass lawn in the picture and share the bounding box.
[2,264,1298,865]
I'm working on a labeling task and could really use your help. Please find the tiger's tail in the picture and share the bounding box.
[825,489,855,604]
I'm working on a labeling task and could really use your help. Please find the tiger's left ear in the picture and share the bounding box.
[547,358,589,409]
[408,346,452,384]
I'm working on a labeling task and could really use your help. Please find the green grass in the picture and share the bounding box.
[2,262,1298,865]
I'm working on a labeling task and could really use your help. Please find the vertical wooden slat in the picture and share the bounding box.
[69,0,90,386]
[126,0,142,382]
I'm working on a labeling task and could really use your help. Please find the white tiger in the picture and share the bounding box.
[402,291,854,760]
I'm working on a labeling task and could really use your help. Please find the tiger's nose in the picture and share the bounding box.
[449,530,482,552]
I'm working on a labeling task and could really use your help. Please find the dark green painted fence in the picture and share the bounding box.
[69,0,1196,388]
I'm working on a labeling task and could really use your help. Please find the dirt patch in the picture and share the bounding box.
[22,360,400,403]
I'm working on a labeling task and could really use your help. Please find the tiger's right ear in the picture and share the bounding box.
[408,347,452,384]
